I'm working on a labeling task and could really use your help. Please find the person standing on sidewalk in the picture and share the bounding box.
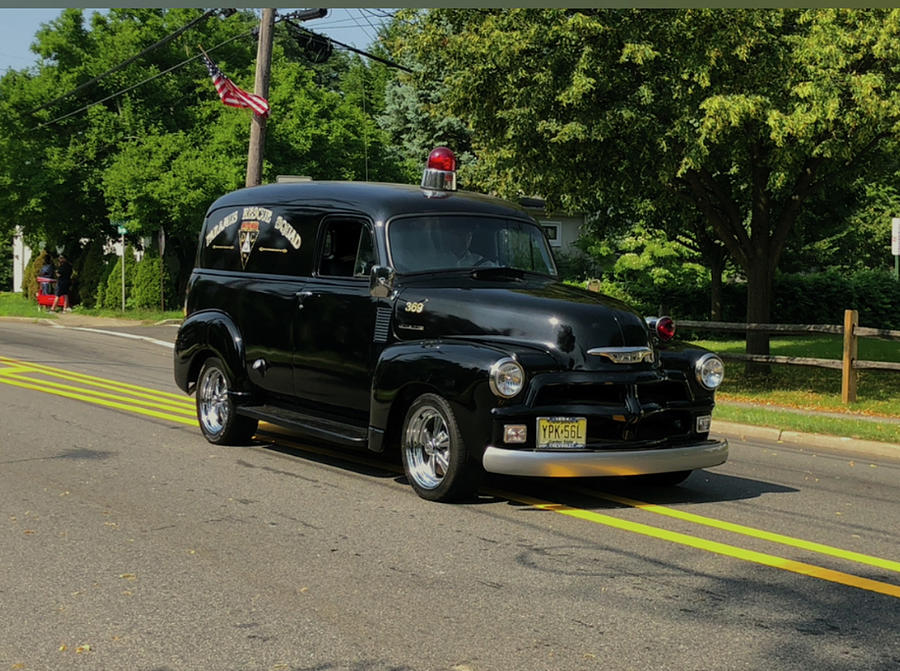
[50,254,72,312]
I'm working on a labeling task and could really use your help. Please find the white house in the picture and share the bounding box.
[517,200,586,258]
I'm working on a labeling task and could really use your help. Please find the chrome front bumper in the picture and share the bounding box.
[482,439,728,478]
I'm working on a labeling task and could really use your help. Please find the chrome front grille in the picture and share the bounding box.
[532,379,690,408]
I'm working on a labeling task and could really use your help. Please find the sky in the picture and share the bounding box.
[0,7,390,73]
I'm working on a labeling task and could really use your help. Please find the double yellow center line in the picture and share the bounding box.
[0,355,196,426]
[2,354,898,599]
[501,491,900,599]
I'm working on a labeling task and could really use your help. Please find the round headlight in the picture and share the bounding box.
[489,358,525,398]
[695,353,725,390]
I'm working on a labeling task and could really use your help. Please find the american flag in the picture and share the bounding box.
[202,53,270,118]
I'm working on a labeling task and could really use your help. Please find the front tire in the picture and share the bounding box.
[401,393,479,502]
[195,357,258,445]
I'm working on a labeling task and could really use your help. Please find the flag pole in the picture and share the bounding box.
[245,8,275,187]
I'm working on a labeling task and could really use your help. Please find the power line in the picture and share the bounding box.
[284,21,412,73]
[350,8,378,46]
[27,8,222,117]
[34,29,256,130]
[31,10,412,130]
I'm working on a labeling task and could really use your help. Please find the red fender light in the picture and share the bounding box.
[657,316,676,341]
[646,316,676,342]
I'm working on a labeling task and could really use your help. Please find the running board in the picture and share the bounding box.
[236,404,368,447]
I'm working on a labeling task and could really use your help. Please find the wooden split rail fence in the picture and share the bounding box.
[676,310,900,404]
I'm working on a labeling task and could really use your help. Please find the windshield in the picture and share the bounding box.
[388,215,557,275]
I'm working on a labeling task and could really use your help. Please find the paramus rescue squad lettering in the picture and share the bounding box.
[205,210,240,246]
[205,207,301,252]
[274,216,302,249]
[242,206,273,224]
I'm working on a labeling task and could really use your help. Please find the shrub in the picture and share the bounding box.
[72,240,111,309]
[131,252,174,309]
[100,245,137,309]
[592,268,899,329]
[22,249,53,300]
[0,241,12,291]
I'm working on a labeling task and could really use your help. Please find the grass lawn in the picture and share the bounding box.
[692,335,900,444]
[0,291,56,317]
[0,291,182,323]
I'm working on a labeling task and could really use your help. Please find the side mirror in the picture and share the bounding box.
[369,265,395,298]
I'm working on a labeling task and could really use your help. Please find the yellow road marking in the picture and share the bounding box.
[0,372,195,416]
[0,357,195,425]
[261,428,900,598]
[584,489,900,575]
[0,365,35,376]
[0,355,188,402]
[501,492,900,599]
[0,375,196,425]
[3,359,897,598]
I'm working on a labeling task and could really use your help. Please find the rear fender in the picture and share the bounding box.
[173,310,246,394]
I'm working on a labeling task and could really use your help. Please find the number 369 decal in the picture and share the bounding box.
[404,301,425,313]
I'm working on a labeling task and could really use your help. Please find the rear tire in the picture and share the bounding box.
[401,393,480,501]
[195,357,258,445]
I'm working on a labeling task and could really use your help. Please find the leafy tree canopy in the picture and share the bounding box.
[396,8,900,349]
[0,8,406,285]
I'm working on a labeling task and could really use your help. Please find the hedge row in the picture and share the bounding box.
[592,269,900,330]
[22,244,174,310]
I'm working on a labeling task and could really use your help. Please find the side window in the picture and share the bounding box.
[318,219,375,278]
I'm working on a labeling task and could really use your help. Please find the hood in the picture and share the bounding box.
[393,275,653,370]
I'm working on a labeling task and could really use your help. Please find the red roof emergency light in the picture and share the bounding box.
[421,146,457,194]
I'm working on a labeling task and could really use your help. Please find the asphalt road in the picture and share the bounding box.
[1,319,898,671]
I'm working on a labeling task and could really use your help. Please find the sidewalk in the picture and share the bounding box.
[45,310,181,345]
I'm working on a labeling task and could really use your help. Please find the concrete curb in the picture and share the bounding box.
[712,420,900,460]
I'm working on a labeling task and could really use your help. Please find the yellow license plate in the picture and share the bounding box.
[537,417,587,449]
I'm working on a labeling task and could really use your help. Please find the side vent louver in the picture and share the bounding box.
[374,307,391,343]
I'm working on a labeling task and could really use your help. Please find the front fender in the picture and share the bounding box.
[370,340,516,457]
[173,309,246,394]
[657,342,720,401]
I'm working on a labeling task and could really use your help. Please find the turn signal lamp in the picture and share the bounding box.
[421,146,457,193]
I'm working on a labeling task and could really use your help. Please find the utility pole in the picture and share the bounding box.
[245,8,275,187]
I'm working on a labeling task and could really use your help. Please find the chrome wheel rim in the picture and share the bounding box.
[404,407,451,490]
[198,365,229,436]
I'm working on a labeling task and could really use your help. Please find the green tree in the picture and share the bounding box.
[399,9,900,353]
[0,234,12,291]
[1,8,409,296]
